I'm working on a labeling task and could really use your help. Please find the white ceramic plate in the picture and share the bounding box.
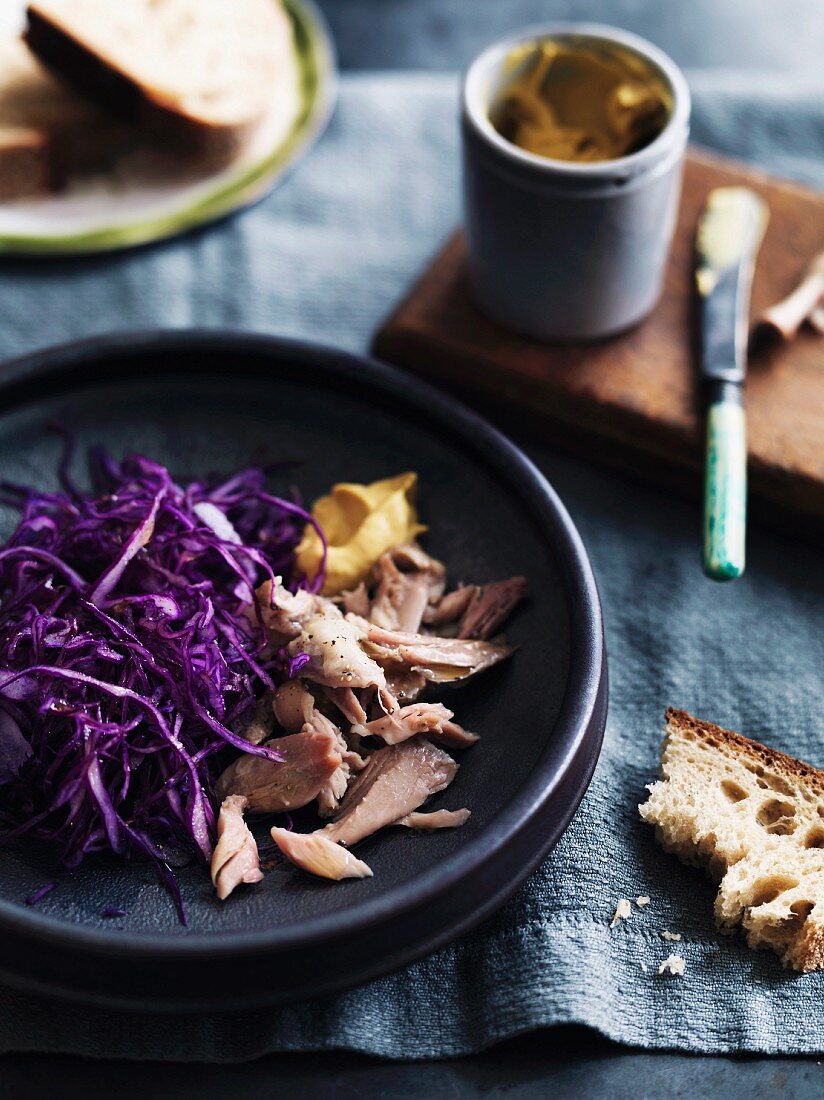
[0,0,336,255]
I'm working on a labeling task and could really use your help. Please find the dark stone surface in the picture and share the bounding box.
[3,1028,824,1100]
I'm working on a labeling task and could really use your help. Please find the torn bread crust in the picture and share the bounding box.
[0,37,127,198]
[640,708,824,973]
[0,128,50,200]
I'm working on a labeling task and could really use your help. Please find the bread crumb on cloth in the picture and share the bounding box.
[658,954,686,977]
[661,930,682,941]
[610,898,632,928]
[636,895,651,908]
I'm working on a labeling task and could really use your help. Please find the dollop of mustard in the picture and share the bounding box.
[295,472,426,596]
[489,38,672,163]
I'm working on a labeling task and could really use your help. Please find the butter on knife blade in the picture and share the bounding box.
[696,187,769,300]
[695,187,769,582]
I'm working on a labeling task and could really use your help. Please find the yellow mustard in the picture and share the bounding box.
[295,472,426,596]
[489,38,672,163]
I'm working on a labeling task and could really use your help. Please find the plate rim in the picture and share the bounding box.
[0,331,606,998]
[0,0,337,256]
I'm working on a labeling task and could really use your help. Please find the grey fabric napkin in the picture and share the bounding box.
[0,72,823,1060]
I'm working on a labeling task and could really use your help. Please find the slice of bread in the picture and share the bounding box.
[0,125,50,201]
[25,0,297,166]
[0,37,125,200]
[640,708,824,972]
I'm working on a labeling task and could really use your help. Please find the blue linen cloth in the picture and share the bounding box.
[0,72,823,1059]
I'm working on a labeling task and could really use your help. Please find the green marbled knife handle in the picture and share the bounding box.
[702,398,747,581]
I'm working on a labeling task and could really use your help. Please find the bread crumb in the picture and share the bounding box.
[660,930,682,941]
[636,896,651,908]
[658,954,686,976]
[640,961,648,973]
[610,898,632,928]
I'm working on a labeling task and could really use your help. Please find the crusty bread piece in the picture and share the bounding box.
[25,0,297,165]
[0,37,124,200]
[0,125,50,201]
[640,708,824,972]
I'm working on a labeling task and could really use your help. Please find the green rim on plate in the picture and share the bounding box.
[0,0,337,256]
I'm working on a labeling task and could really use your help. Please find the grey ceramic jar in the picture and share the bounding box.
[461,23,691,342]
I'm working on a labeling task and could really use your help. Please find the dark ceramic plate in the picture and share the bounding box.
[0,332,606,1011]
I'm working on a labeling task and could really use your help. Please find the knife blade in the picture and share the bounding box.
[695,186,769,581]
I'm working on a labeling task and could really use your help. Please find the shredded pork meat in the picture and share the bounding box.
[369,553,432,633]
[323,739,459,847]
[307,708,367,818]
[355,702,478,748]
[270,739,461,880]
[423,585,474,628]
[457,576,529,640]
[272,679,315,734]
[270,827,373,880]
[396,808,471,830]
[213,541,527,897]
[368,544,447,633]
[216,728,342,813]
[210,795,264,900]
[322,685,368,725]
[361,622,513,684]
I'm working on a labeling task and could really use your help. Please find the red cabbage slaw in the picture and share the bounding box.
[0,447,326,922]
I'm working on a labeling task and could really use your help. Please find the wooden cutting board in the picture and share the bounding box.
[373,148,824,541]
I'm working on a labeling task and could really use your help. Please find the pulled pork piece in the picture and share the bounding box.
[289,610,393,702]
[424,576,528,638]
[307,709,367,818]
[272,679,315,734]
[322,685,367,725]
[369,552,431,633]
[369,543,447,633]
[253,579,330,642]
[340,582,370,618]
[270,827,373,881]
[216,729,342,813]
[356,702,479,748]
[396,808,471,830]
[324,739,459,848]
[270,740,462,882]
[390,542,446,580]
[423,585,474,628]
[361,622,513,685]
[239,690,277,745]
[439,720,480,749]
[257,581,399,712]
[385,666,429,705]
[210,795,264,900]
[458,576,529,640]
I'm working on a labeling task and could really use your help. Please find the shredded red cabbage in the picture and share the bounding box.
[0,448,326,922]
[25,882,58,906]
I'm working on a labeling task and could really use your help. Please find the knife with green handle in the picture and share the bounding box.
[695,187,769,581]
